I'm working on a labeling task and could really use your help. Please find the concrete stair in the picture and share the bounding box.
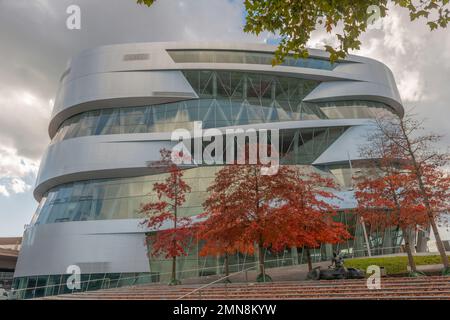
[42,276,450,300]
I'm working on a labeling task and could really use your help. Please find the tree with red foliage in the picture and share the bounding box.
[140,149,193,285]
[275,169,350,271]
[355,169,429,274]
[200,161,350,279]
[362,112,450,273]
[357,130,430,274]
[197,212,242,281]
[199,161,293,282]
[199,197,246,281]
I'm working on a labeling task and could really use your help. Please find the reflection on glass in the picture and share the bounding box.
[52,71,395,143]
[38,126,349,226]
[167,50,340,70]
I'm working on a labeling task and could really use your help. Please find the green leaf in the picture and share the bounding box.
[134,0,449,64]
[136,0,156,7]
[427,21,438,30]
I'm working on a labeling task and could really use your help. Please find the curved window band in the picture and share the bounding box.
[167,50,340,70]
[52,70,395,143]
[52,100,393,144]
[36,126,349,226]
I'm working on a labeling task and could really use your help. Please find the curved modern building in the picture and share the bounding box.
[14,42,405,298]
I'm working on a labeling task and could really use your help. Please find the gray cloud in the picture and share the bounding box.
[356,6,450,152]
[308,4,450,153]
[0,0,449,198]
[0,0,263,196]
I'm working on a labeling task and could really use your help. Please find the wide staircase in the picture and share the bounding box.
[43,276,450,300]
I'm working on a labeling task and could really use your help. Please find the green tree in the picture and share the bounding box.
[136,0,449,63]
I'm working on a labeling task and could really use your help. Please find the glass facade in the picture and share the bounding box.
[13,50,407,299]
[34,126,347,226]
[12,272,159,300]
[51,70,395,143]
[167,50,340,70]
[31,166,219,226]
[13,210,405,299]
[320,163,381,189]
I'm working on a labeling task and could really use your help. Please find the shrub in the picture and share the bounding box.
[344,255,450,275]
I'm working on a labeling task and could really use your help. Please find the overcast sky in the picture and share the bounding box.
[0,0,449,237]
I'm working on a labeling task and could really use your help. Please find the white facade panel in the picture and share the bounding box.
[15,42,405,283]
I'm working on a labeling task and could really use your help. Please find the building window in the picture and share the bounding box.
[51,71,395,143]
[167,50,341,70]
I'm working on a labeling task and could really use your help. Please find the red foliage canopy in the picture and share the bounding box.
[355,168,429,232]
[140,149,194,259]
[199,164,350,257]
[274,169,350,250]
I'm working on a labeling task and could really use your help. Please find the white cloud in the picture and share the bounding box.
[0,0,263,203]
[351,4,450,151]
[0,88,48,198]
[0,0,448,219]
[0,145,39,197]
[0,145,39,178]
[0,88,52,160]
[381,9,409,55]
[0,185,10,197]
[352,8,425,101]
[10,178,31,194]
[250,4,450,152]
[397,70,426,102]
[0,0,263,164]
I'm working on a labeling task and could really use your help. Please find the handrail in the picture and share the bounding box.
[177,264,259,300]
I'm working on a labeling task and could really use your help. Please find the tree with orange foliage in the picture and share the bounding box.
[275,169,350,271]
[197,208,242,281]
[200,161,350,279]
[362,112,450,273]
[199,161,293,282]
[355,169,429,274]
[140,149,193,285]
[198,181,251,280]
[357,129,430,274]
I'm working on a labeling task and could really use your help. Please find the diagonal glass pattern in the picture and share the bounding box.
[35,126,348,226]
[51,70,394,143]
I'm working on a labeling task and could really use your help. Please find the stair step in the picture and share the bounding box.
[40,276,450,300]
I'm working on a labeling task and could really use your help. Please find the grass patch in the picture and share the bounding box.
[344,255,450,275]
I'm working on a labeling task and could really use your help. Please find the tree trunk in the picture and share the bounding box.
[224,253,229,277]
[399,119,449,269]
[171,256,176,282]
[429,217,449,268]
[306,248,313,272]
[172,176,179,283]
[258,241,265,280]
[417,173,449,268]
[417,178,449,268]
[403,228,417,273]
[415,227,429,252]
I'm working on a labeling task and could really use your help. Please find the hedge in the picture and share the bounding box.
[344,255,450,274]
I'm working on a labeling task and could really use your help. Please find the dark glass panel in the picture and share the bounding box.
[167,50,338,71]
